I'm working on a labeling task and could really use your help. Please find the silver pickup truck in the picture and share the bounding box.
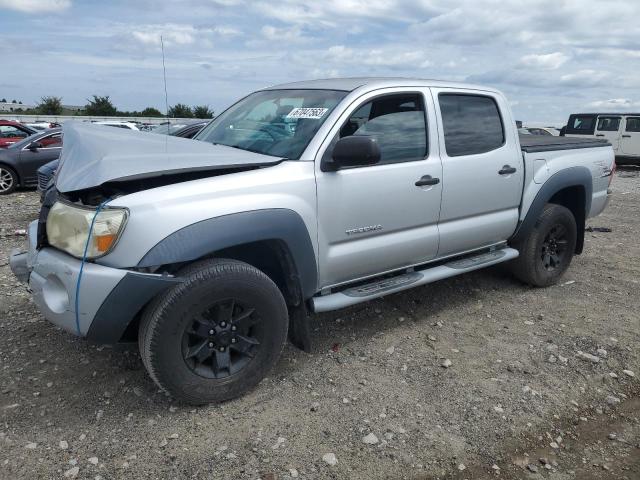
[10,78,614,404]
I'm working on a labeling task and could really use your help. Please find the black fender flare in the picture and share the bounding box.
[510,166,592,252]
[137,208,318,299]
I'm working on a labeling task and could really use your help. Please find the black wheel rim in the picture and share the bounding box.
[540,224,569,271]
[181,299,261,379]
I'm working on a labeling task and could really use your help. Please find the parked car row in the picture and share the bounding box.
[0,128,62,194]
[0,120,37,149]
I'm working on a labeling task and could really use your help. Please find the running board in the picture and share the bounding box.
[311,247,519,313]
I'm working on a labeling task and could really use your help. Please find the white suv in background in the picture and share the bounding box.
[564,113,640,165]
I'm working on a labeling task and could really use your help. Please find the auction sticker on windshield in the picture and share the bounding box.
[285,107,328,119]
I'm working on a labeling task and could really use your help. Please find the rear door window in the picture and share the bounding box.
[625,117,640,132]
[565,115,596,134]
[596,116,621,132]
[438,94,504,157]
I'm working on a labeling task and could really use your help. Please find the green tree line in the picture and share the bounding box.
[7,95,214,118]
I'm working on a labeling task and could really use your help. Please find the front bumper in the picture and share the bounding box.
[10,220,180,343]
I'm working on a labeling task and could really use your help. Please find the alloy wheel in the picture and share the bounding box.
[0,168,14,193]
[540,224,569,271]
[181,299,261,379]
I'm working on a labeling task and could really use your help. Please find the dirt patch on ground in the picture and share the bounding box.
[0,169,638,479]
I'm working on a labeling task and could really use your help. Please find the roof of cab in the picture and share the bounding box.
[263,77,499,94]
[569,112,640,117]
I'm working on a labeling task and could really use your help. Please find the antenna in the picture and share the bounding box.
[160,35,169,120]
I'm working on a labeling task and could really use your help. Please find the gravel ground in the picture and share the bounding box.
[1,170,638,480]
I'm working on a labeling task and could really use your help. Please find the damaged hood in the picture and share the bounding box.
[56,121,283,192]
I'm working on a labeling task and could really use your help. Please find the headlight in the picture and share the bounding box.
[46,201,127,259]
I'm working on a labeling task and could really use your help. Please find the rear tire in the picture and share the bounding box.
[510,204,577,287]
[0,166,18,195]
[139,258,289,405]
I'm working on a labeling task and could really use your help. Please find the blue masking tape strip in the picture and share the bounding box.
[74,198,111,336]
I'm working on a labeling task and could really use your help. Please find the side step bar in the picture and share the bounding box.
[311,247,519,313]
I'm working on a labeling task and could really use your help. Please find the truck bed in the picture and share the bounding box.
[519,135,610,153]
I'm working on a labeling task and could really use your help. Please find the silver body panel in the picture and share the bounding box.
[99,161,318,268]
[18,221,127,336]
[314,86,442,286]
[520,146,614,221]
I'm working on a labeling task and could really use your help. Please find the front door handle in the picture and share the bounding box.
[622,134,631,138]
[595,134,605,137]
[415,175,440,187]
[498,165,517,175]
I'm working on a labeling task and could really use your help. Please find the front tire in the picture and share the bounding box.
[510,204,577,287]
[0,166,18,195]
[139,259,289,405]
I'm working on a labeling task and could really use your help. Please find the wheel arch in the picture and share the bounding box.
[511,166,592,254]
[137,208,318,299]
[127,210,317,350]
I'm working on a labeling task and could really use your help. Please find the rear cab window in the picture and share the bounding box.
[565,114,596,135]
[596,116,621,132]
[438,93,504,157]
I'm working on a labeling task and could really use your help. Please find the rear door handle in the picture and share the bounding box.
[415,175,440,187]
[498,165,517,175]
[595,134,605,137]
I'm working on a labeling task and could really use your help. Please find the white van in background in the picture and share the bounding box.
[564,113,640,165]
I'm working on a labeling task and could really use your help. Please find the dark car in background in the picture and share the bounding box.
[0,128,62,194]
[170,121,208,139]
[149,120,209,136]
[0,120,37,149]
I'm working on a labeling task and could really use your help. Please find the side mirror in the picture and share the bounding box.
[323,135,381,171]
[28,141,43,151]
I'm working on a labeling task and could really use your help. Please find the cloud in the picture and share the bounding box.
[127,23,239,49]
[587,98,640,109]
[324,45,430,68]
[261,25,304,42]
[212,26,241,36]
[251,0,441,26]
[559,69,610,88]
[519,52,569,70]
[0,0,70,13]
[132,25,197,47]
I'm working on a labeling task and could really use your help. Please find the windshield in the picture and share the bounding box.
[196,89,347,159]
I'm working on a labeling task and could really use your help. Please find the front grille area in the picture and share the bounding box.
[37,171,50,191]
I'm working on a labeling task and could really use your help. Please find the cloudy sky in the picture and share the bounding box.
[0,0,639,124]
